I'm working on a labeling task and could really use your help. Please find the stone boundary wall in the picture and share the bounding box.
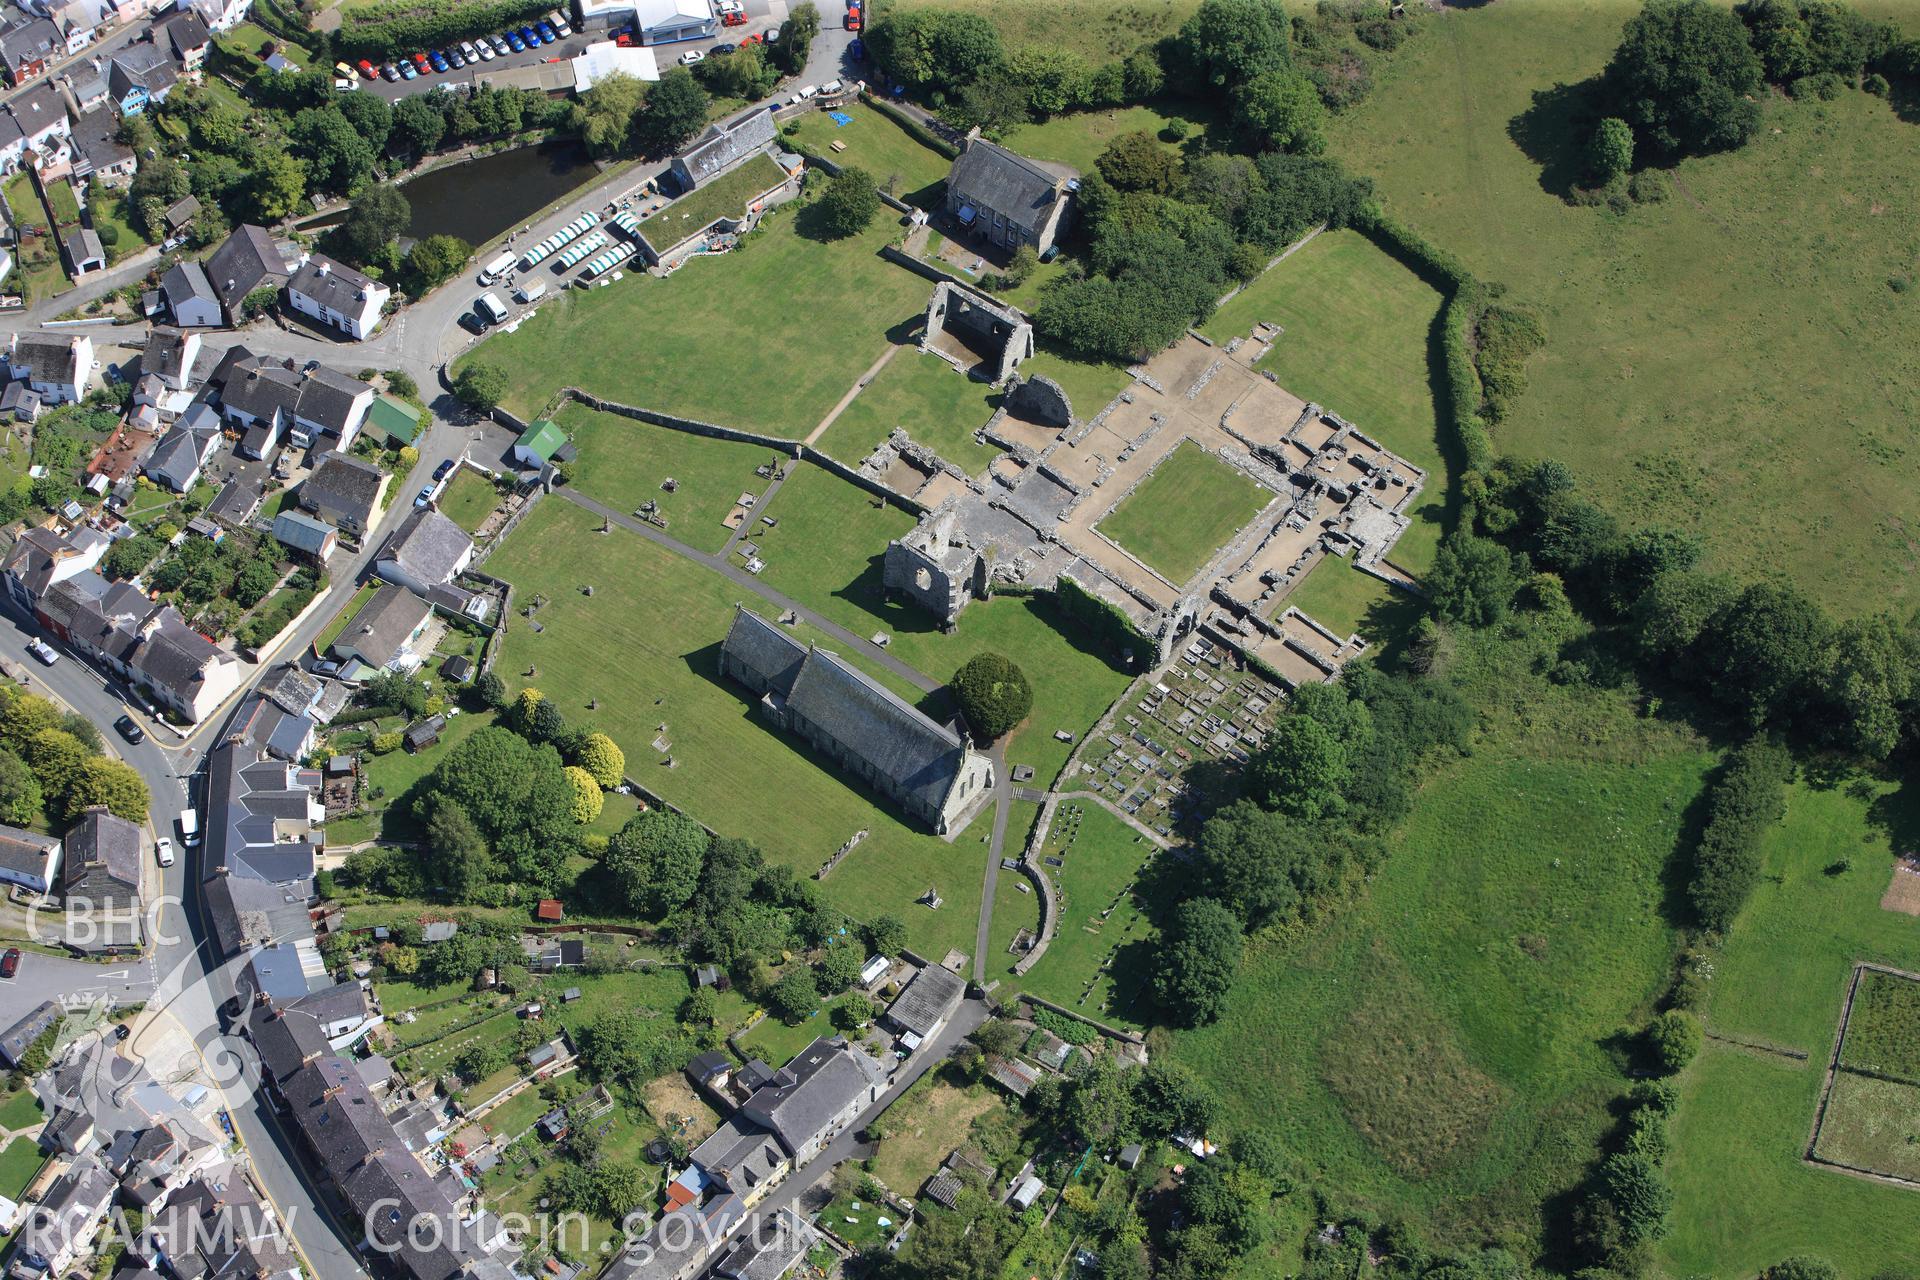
[1018,992,1145,1046]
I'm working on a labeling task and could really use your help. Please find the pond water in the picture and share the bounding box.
[397,139,598,244]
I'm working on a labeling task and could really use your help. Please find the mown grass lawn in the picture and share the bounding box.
[436,467,501,534]
[558,404,784,554]
[353,709,494,842]
[1005,801,1156,1028]
[813,347,1002,475]
[1204,229,1452,576]
[1327,0,1920,614]
[1166,621,1711,1254]
[638,153,790,254]
[1000,97,1222,177]
[0,1137,44,1200]
[1281,556,1425,653]
[786,107,952,205]
[744,465,1133,786]
[737,1009,832,1068]
[1095,442,1272,584]
[456,206,931,432]
[485,498,984,960]
[1660,775,1920,1277]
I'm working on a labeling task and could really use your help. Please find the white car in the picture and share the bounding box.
[491,34,510,55]
[460,40,479,62]
[26,639,57,666]
[155,836,175,868]
[547,9,572,36]
[679,49,705,65]
[476,40,496,60]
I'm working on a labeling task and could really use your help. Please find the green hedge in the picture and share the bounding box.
[860,93,961,160]
[335,0,555,61]
[1687,739,1792,933]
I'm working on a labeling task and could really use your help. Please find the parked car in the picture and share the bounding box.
[712,42,735,54]
[155,836,175,868]
[536,21,558,42]
[357,59,377,77]
[415,483,437,508]
[679,48,705,64]
[433,459,457,482]
[334,60,356,79]
[492,33,511,55]
[381,62,401,80]
[460,40,479,61]
[476,41,496,60]
[446,48,465,69]
[26,638,57,665]
[400,60,418,79]
[549,9,572,36]
[314,659,343,678]
[114,714,145,744]
[519,25,542,46]
[429,51,449,71]
[767,22,783,41]
[505,30,525,51]
[0,949,17,979]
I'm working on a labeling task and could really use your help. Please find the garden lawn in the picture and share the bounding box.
[813,347,1001,475]
[485,498,984,960]
[870,1073,1002,1197]
[1660,775,1920,1276]
[1811,1071,1920,1181]
[1000,98,1221,177]
[558,404,784,553]
[737,1009,832,1068]
[1094,442,1272,584]
[457,206,929,432]
[0,1137,43,1200]
[42,180,77,227]
[1327,0,1920,614]
[744,465,1132,786]
[353,710,495,842]
[1006,802,1156,1030]
[436,468,500,534]
[0,1089,42,1131]
[4,173,68,302]
[786,107,952,204]
[637,154,789,255]
[819,1191,891,1251]
[1167,624,1712,1254]
[1204,230,1452,575]
[1281,556,1424,652]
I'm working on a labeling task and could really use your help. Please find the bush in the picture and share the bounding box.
[564,765,603,824]
[1627,168,1672,204]
[336,0,553,61]
[454,361,509,412]
[1687,739,1792,931]
[951,652,1032,743]
[1472,301,1546,423]
[1646,1009,1703,1075]
[1789,71,1847,100]
[372,731,403,755]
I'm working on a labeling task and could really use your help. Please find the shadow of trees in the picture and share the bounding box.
[1508,79,1607,200]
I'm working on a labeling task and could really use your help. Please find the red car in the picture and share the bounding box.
[0,949,19,979]
[357,58,376,78]
[412,51,431,70]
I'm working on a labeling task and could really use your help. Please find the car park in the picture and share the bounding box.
[536,21,558,42]
[514,280,546,304]
[400,61,418,79]
[476,40,495,60]
[506,30,525,51]
[358,59,377,77]
[335,60,356,79]
[0,949,17,979]
[679,49,705,64]
[27,639,57,665]
[114,714,145,744]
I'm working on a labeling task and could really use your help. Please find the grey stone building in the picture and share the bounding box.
[944,132,1076,257]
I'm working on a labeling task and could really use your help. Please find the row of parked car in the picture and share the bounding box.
[335,9,573,85]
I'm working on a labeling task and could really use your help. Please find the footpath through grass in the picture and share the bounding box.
[813,347,1002,475]
[457,206,930,432]
[1327,0,1920,613]
[1204,229,1452,575]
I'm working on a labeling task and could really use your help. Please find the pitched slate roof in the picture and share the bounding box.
[0,999,61,1067]
[143,326,196,385]
[336,583,429,668]
[689,1116,785,1191]
[737,1036,885,1159]
[129,605,224,707]
[301,453,384,524]
[145,401,221,489]
[294,364,371,432]
[106,45,178,101]
[0,19,60,72]
[163,259,218,314]
[8,81,65,139]
[884,962,965,1038]
[158,10,210,60]
[0,822,59,882]
[61,805,141,901]
[72,107,131,172]
[712,1209,814,1280]
[287,253,383,313]
[205,874,312,959]
[721,607,807,698]
[203,733,319,886]
[10,333,83,386]
[948,141,1067,238]
[784,647,967,817]
[272,509,335,557]
[206,225,294,312]
[378,508,471,587]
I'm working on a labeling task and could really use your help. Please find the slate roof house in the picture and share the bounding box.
[60,226,103,275]
[69,106,133,184]
[882,961,966,1044]
[59,805,143,953]
[205,224,297,322]
[139,1164,301,1280]
[272,508,336,563]
[285,253,389,341]
[736,1035,889,1165]
[106,43,178,114]
[0,17,60,87]
[1,523,107,610]
[7,332,93,404]
[8,1153,116,1277]
[0,1000,61,1068]
[374,508,472,597]
[0,825,61,894]
[141,325,200,389]
[298,452,386,536]
[157,9,211,70]
[8,80,71,156]
[218,358,374,458]
[719,606,993,834]
[944,133,1076,258]
[162,259,221,328]
[331,583,430,672]
[33,569,242,722]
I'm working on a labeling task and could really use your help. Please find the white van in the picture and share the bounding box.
[480,252,515,285]
[475,292,509,326]
[514,280,547,305]
[179,808,200,847]
[796,83,819,101]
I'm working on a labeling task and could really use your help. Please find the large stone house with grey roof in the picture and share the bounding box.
[59,805,143,953]
[719,607,993,834]
[944,133,1076,258]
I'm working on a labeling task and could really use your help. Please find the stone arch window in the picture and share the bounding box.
[915,567,934,592]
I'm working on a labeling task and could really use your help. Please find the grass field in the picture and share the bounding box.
[870,1072,1002,1196]
[812,347,1002,475]
[436,468,500,534]
[742,465,1133,785]
[1166,618,1711,1254]
[559,404,785,553]
[0,1138,43,1200]
[1327,0,1920,614]
[1000,98,1220,178]
[459,204,930,431]
[1812,1070,1920,1182]
[1838,968,1920,1080]
[785,107,952,204]
[1661,775,1920,1275]
[639,154,789,253]
[1204,230,1453,575]
[1281,556,1423,650]
[485,498,984,959]
[1006,801,1156,1029]
[884,0,1199,62]
[1095,442,1272,584]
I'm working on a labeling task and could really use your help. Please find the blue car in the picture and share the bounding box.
[429,52,448,71]
[519,25,542,46]
[536,21,557,41]
[399,60,418,79]
[505,29,525,51]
